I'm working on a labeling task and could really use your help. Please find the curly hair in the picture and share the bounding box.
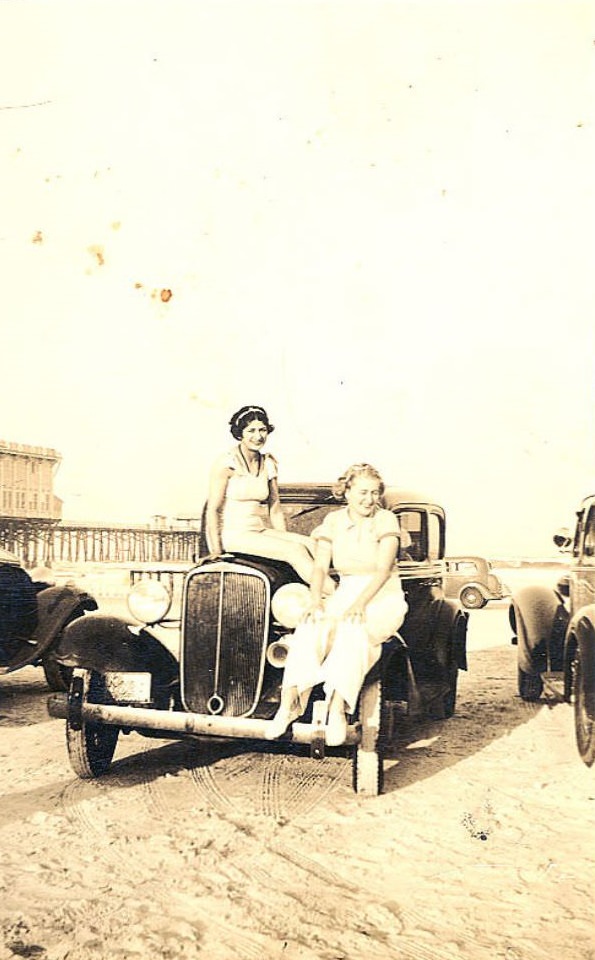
[332,463,385,501]
[228,405,275,441]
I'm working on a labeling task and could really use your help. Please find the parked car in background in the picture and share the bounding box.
[48,483,468,796]
[444,556,510,609]
[509,493,595,767]
[0,548,97,690]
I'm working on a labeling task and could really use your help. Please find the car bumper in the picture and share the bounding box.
[47,693,361,746]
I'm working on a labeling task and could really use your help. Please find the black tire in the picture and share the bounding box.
[460,586,487,610]
[443,659,459,719]
[42,656,73,692]
[352,678,384,796]
[66,670,119,779]
[574,647,595,767]
[563,642,576,703]
[518,667,543,702]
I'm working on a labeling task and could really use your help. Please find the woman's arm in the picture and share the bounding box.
[268,478,288,531]
[307,538,333,614]
[205,461,231,555]
[342,534,399,620]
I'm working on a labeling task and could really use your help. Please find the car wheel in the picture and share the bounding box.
[442,659,459,719]
[66,669,119,779]
[573,647,595,767]
[518,667,543,702]
[352,678,384,796]
[460,587,487,610]
[42,656,73,692]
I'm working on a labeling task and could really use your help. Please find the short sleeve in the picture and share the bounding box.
[375,509,400,541]
[311,511,336,543]
[265,453,278,480]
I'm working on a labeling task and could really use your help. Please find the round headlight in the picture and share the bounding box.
[127,578,172,624]
[271,582,311,629]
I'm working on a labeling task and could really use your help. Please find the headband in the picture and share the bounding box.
[234,406,267,426]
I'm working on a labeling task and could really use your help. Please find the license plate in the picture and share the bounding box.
[104,672,152,703]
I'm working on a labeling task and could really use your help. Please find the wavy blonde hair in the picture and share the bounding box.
[332,463,385,501]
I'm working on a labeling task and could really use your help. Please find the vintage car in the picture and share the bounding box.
[444,556,510,609]
[48,484,468,795]
[0,547,97,690]
[509,493,595,766]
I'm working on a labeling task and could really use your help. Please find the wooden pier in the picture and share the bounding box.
[0,518,201,568]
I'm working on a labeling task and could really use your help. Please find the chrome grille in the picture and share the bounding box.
[181,564,269,716]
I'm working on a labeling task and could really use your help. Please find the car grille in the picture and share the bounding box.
[181,564,270,717]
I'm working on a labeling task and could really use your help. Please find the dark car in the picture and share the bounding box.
[509,494,595,766]
[444,556,510,609]
[0,548,97,690]
[48,484,468,795]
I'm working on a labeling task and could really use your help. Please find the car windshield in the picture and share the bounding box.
[284,502,340,538]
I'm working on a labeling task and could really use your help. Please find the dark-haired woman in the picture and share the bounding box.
[267,463,408,746]
[206,405,334,592]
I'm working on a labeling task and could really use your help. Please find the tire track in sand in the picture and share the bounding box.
[187,746,346,820]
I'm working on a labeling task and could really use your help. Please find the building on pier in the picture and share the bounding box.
[0,440,62,520]
[0,440,201,567]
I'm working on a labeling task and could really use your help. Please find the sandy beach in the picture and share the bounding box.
[0,566,593,960]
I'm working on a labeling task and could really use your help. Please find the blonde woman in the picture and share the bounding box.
[267,463,408,746]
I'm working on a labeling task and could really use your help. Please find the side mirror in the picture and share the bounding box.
[553,527,572,551]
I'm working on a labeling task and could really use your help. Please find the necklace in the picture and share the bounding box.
[238,446,261,475]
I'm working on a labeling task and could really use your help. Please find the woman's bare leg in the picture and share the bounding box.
[223,529,335,593]
[265,685,304,739]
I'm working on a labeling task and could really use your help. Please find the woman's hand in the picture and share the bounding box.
[301,599,325,622]
[341,602,367,622]
[197,552,233,566]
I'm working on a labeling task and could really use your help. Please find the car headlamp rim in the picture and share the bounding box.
[127,578,172,624]
[271,582,311,629]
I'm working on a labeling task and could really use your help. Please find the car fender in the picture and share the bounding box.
[36,584,97,633]
[403,595,468,676]
[509,585,568,675]
[434,597,468,671]
[1,584,98,673]
[487,574,509,598]
[566,605,595,716]
[54,613,179,683]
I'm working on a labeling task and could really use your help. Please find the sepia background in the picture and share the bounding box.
[1,7,594,960]
[2,0,594,556]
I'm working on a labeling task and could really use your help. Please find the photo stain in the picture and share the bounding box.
[32,231,43,244]
[461,812,490,841]
[87,245,105,267]
[461,797,495,842]
[160,289,173,303]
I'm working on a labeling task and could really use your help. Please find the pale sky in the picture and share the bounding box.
[1,0,594,557]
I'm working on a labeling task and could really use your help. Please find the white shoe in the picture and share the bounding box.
[265,704,301,740]
[326,711,347,747]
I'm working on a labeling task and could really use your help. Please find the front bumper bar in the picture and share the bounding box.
[47,693,360,746]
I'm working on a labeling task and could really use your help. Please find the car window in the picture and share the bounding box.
[427,512,442,561]
[582,507,595,563]
[397,509,424,561]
